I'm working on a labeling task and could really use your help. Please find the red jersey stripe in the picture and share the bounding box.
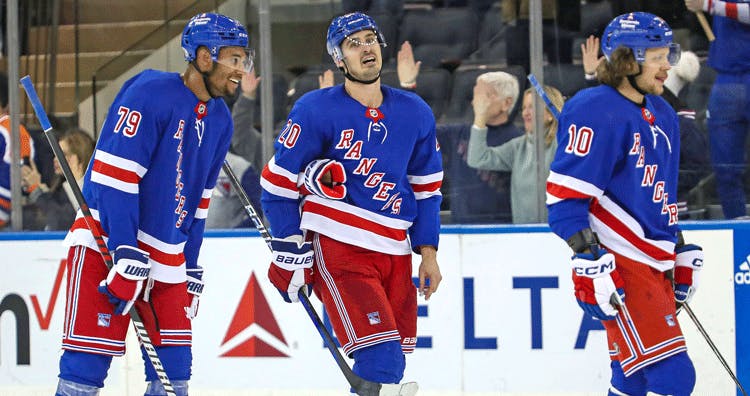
[411,180,442,193]
[546,181,592,200]
[92,160,141,184]
[138,241,185,266]
[304,200,407,241]
[590,199,675,261]
[261,164,298,191]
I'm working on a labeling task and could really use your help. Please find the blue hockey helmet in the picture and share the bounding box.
[182,13,250,63]
[326,12,386,63]
[601,12,680,66]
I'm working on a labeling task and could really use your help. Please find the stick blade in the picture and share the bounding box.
[379,382,418,396]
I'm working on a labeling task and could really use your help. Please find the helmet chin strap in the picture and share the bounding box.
[626,64,649,97]
[339,59,380,85]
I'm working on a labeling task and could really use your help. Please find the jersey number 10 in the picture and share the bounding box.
[564,124,593,157]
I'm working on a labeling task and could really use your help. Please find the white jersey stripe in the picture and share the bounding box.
[407,171,444,184]
[94,149,148,177]
[90,172,139,194]
[305,195,412,229]
[302,212,412,255]
[259,177,299,199]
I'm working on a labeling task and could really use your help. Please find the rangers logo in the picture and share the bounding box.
[641,107,654,125]
[365,107,384,123]
[97,313,111,328]
[367,311,381,325]
[194,101,208,120]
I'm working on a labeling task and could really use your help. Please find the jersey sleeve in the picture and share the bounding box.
[88,80,162,251]
[407,113,443,251]
[708,0,750,24]
[260,98,329,238]
[546,100,628,240]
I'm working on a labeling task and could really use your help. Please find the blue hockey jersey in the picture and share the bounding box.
[261,84,443,255]
[546,85,681,270]
[65,69,233,283]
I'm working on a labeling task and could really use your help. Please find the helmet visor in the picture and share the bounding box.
[216,48,255,73]
[667,43,681,66]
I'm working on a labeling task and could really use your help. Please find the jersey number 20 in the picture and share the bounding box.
[564,124,593,156]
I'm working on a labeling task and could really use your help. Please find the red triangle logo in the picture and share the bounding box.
[220,272,289,357]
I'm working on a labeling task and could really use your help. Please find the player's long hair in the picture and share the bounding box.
[524,86,564,146]
[597,47,639,88]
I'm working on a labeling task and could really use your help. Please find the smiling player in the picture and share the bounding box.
[55,12,252,396]
[546,12,705,396]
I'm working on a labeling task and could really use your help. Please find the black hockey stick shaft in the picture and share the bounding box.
[20,76,176,396]
[221,160,382,396]
[683,303,747,396]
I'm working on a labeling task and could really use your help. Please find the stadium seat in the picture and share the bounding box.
[543,63,587,98]
[398,7,479,68]
[442,63,526,124]
[287,68,345,108]
[468,7,507,63]
[370,12,400,64]
[579,0,613,36]
[381,67,452,120]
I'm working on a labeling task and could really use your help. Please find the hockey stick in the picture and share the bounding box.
[682,302,747,396]
[527,74,560,119]
[20,76,176,396]
[695,11,716,42]
[221,160,417,396]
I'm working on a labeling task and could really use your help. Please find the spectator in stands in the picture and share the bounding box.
[207,69,265,228]
[581,37,710,210]
[20,128,94,231]
[0,71,35,230]
[501,0,576,73]
[394,41,523,224]
[466,85,564,223]
[686,0,750,219]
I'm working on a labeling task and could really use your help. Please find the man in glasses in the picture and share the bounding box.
[55,12,252,396]
[260,12,443,394]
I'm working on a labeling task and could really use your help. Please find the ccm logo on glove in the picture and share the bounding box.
[574,258,615,276]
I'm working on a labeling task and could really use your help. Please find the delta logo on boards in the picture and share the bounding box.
[219,272,290,357]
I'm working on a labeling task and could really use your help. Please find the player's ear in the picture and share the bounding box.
[195,46,213,72]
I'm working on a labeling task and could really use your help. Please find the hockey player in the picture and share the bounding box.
[546,12,704,395]
[54,13,253,396]
[260,12,443,393]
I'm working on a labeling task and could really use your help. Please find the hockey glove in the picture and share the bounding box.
[571,247,625,320]
[185,266,204,320]
[98,245,151,315]
[674,244,703,306]
[268,235,314,303]
[303,159,347,200]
